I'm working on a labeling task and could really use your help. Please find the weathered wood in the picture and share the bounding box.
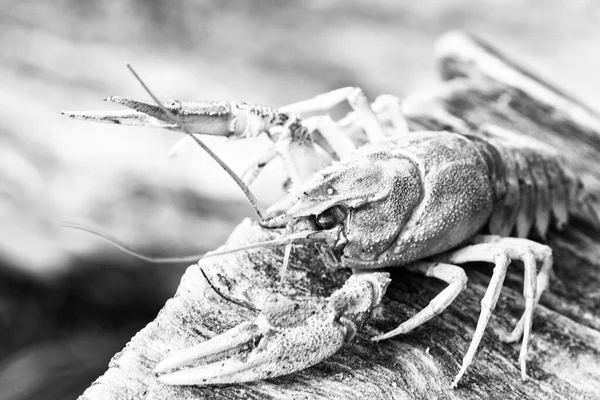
[78,32,600,399]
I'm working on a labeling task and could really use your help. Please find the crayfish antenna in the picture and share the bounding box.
[61,222,314,264]
[125,64,266,220]
[60,222,207,263]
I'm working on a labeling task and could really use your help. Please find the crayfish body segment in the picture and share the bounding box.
[64,83,598,388]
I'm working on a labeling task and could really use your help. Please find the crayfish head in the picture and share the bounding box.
[261,148,423,268]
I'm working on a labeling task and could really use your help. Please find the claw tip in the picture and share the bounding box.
[104,96,120,103]
[156,373,188,386]
[154,356,181,374]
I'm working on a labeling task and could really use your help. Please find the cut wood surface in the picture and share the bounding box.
[78,32,600,400]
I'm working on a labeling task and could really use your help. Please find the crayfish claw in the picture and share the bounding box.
[155,301,348,386]
[60,107,176,128]
[105,96,239,136]
[154,321,259,376]
[64,96,292,140]
[61,96,181,129]
[104,96,169,119]
[155,272,390,386]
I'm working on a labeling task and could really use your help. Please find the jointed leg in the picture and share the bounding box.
[240,146,278,186]
[245,117,332,187]
[372,94,410,136]
[440,235,552,385]
[303,115,357,161]
[372,261,468,340]
[273,124,325,186]
[441,244,512,387]
[279,87,357,115]
[503,255,551,343]
[257,88,412,184]
[230,87,384,186]
[472,236,553,344]
[279,86,386,143]
[346,88,386,142]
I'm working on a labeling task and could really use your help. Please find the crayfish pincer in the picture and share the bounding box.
[64,71,599,389]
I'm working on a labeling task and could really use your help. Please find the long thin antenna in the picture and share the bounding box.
[62,222,310,264]
[61,222,205,263]
[125,63,265,219]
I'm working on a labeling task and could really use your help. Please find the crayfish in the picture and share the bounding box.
[63,65,599,389]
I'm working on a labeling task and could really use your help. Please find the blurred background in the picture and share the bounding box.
[1,1,600,398]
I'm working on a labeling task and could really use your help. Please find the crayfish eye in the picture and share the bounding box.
[314,206,346,230]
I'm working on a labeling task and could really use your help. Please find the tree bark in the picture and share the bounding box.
[78,32,600,400]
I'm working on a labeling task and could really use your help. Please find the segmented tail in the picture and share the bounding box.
[470,126,600,237]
